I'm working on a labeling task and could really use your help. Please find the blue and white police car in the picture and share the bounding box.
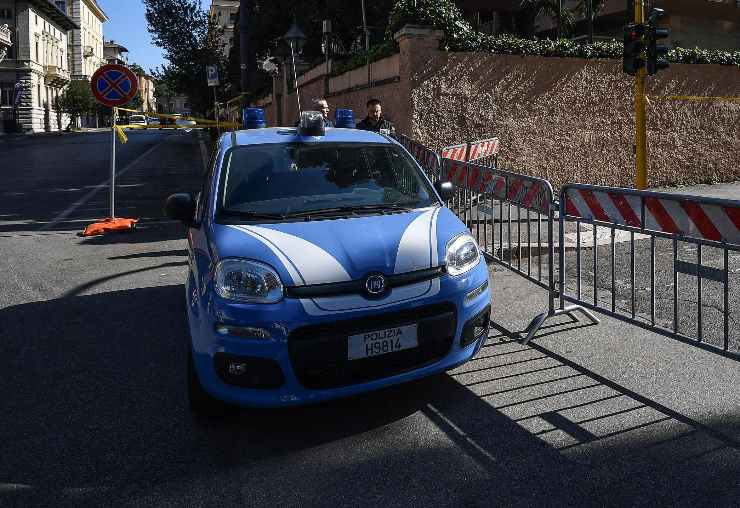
[166,110,491,414]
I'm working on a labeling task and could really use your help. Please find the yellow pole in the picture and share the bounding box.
[634,0,647,189]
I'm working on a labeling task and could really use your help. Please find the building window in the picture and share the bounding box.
[37,84,41,107]
[0,83,14,107]
[229,13,237,23]
[35,41,39,61]
[0,8,12,18]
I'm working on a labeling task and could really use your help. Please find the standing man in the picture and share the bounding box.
[314,98,333,127]
[357,98,395,135]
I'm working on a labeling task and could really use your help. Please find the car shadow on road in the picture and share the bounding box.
[1,286,738,507]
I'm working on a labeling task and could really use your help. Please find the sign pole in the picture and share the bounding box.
[111,106,116,218]
[84,63,139,236]
[214,87,219,134]
[634,0,648,190]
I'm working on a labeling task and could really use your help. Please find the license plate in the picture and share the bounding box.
[347,324,418,360]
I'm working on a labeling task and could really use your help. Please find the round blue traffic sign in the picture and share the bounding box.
[90,64,139,107]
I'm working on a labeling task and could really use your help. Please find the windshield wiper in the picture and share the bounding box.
[218,210,287,221]
[284,203,418,219]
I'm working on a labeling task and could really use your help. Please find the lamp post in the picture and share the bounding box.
[282,18,306,117]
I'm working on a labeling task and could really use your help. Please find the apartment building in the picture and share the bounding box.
[137,71,156,113]
[65,0,108,80]
[0,0,77,133]
[209,0,239,58]
[104,39,127,65]
[0,21,10,64]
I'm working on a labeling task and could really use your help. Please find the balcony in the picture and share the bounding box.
[44,65,71,87]
[0,24,11,48]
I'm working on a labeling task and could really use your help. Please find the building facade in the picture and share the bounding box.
[103,39,127,65]
[209,0,238,58]
[66,0,107,80]
[0,22,10,63]
[136,72,156,113]
[0,0,77,133]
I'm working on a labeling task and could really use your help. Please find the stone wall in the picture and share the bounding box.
[256,25,740,189]
[411,51,740,189]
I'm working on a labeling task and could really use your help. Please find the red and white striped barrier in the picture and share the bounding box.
[443,159,553,214]
[468,138,500,161]
[441,143,468,162]
[563,186,740,245]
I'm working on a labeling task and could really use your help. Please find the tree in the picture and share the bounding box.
[225,0,396,101]
[143,0,225,115]
[55,80,96,130]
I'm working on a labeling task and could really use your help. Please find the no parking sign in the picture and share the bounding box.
[90,64,139,107]
[82,64,140,234]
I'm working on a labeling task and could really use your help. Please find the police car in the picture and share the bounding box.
[165,110,491,414]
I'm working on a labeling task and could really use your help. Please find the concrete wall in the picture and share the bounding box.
[411,51,740,189]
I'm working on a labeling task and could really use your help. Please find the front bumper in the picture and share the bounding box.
[188,262,491,408]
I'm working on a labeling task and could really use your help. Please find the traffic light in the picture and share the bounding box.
[646,8,671,75]
[623,23,645,76]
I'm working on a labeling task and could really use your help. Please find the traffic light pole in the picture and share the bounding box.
[634,1,648,190]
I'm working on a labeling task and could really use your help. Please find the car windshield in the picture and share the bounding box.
[217,142,437,217]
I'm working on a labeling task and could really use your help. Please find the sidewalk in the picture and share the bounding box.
[484,260,740,445]
[0,127,109,141]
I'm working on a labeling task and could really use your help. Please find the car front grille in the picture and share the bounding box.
[288,302,456,389]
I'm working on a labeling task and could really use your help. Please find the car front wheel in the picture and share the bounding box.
[188,351,232,418]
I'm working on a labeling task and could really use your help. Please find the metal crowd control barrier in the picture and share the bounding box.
[561,185,740,359]
[467,137,500,167]
[395,134,442,183]
[441,157,599,343]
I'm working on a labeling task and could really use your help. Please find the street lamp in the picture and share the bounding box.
[282,18,306,114]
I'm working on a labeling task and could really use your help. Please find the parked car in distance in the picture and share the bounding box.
[128,114,147,128]
[147,117,160,126]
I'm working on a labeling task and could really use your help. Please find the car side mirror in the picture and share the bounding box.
[165,193,196,225]
[434,181,455,201]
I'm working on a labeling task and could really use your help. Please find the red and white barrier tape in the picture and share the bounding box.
[564,188,740,245]
[441,143,468,162]
[444,159,550,214]
[468,138,500,161]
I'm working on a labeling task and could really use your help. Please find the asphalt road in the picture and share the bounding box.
[1,132,738,507]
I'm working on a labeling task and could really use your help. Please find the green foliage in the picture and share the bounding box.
[128,63,146,76]
[385,0,740,66]
[55,80,96,127]
[330,42,397,77]
[224,0,396,100]
[144,0,225,114]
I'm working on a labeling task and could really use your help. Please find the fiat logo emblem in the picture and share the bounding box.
[365,273,387,296]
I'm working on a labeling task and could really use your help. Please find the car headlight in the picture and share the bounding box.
[214,259,284,303]
[445,233,481,277]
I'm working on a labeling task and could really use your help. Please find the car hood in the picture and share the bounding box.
[211,206,466,287]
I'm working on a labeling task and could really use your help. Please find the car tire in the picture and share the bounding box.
[187,351,232,418]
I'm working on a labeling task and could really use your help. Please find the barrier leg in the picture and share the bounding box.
[519,207,599,345]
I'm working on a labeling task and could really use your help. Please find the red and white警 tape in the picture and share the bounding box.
[564,187,740,245]
[443,159,550,214]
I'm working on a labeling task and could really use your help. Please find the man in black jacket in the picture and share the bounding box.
[357,98,395,135]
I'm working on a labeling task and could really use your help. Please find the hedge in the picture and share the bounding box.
[328,0,740,78]
[385,0,740,65]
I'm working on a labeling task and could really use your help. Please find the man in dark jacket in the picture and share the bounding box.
[357,98,395,135]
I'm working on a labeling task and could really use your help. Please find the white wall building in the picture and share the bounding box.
[0,0,77,133]
[209,0,239,58]
[66,0,107,80]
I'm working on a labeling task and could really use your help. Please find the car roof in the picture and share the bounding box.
[220,127,395,149]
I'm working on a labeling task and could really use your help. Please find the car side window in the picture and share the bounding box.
[196,145,220,223]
